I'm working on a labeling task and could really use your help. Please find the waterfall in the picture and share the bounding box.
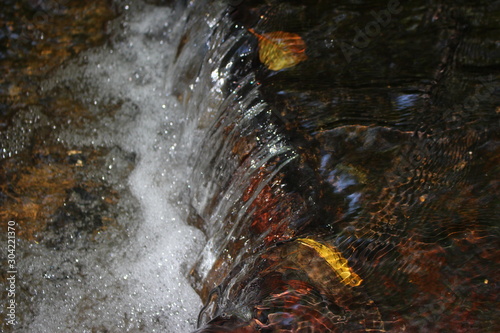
[2,0,498,332]
[8,1,214,332]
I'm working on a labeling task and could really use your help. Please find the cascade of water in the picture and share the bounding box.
[5,1,222,332]
[176,1,499,332]
[2,0,498,332]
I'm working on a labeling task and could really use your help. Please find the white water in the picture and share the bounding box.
[17,1,211,332]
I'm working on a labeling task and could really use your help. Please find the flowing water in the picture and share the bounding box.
[185,1,500,332]
[2,1,206,331]
[1,0,499,332]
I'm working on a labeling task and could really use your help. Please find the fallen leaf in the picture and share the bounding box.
[296,238,363,287]
[249,28,307,71]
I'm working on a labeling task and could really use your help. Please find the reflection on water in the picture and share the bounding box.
[1,0,499,332]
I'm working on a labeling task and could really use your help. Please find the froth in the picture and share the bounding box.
[24,2,205,332]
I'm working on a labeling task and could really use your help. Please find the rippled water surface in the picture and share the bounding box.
[1,0,499,332]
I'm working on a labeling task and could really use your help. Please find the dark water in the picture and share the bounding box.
[1,0,499,332]
[185,0,500,332]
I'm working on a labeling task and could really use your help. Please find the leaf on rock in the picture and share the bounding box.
[249,28,307,71]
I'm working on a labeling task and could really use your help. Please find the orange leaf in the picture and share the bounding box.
[249,28,307,71]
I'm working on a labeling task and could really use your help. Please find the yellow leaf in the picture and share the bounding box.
[296,238,363,287]
[249,29,307,71]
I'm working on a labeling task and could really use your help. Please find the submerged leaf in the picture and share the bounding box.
[249,28,307,71]
[296,238,363,287]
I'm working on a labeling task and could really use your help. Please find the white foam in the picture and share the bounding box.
[23,2,206,332]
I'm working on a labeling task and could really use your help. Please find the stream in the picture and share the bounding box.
[1,0,499,332]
